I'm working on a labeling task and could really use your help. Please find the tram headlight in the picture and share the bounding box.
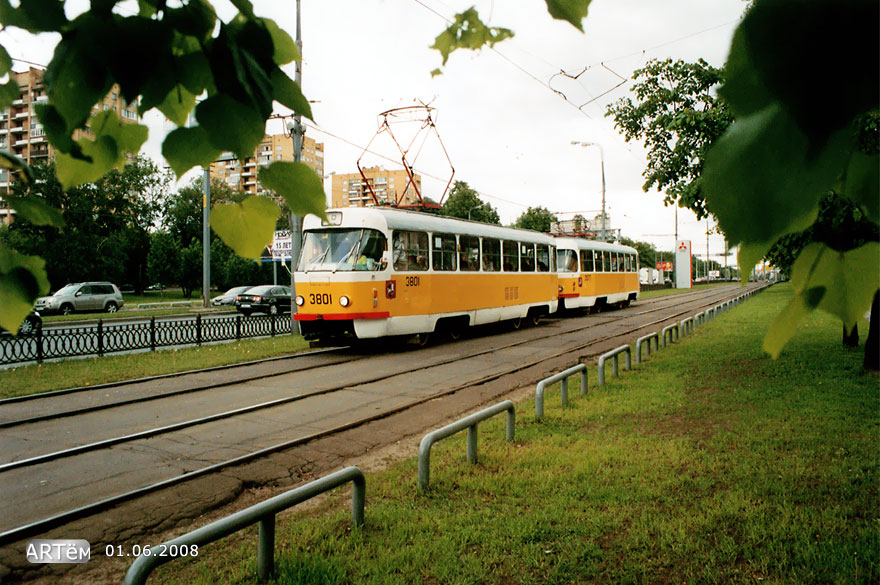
[294,295,305,306]
[339,295,351,308]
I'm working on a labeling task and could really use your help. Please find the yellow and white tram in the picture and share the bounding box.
[294,207,559,340]
[555,238,640,310]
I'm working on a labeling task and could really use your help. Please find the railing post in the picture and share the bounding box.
[560,377,569,406]
[257,516,275,580]
[196,314,202,346]
[271,313,276,337]
[35,325,43,363]
[467,425,478,464]
[97,319,104,357]
[580,368,587,396]
[236,315,242,340]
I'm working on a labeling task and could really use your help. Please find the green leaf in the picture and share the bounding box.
[842,151,879,223]
[55,111,148,188]
[258,161,327,219]
[210,196,280,260]
[0,242,49,334]
[703,103,851,249]
[4,196,64,227]
[18,0,67,32]
[544,0,592,32]
[0,78,19,110]
[161,126,222,178]
[176,50,214,96]
[430,7,514,66]
[35,103,76,154]
[0,44,11,74]
[0,151,33,185]
[196,95,265,159]
[737,242,772,287]
[229,0,256,19]
[762,292,813,358]
[719,25,775,119]
[262,18,299,65]
[790,241,880,327]
[156,84,196,127]
[270,69,311,119]
[44,32,113,128]
[737,0,878,149]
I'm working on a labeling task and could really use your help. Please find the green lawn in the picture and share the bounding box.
[143,282,877,585]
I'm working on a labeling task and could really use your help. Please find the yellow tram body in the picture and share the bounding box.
[555,237,640,310]
[294,208,559,340]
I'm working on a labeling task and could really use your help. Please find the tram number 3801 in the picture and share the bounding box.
[404,276,420,287]
[309,293,332,305]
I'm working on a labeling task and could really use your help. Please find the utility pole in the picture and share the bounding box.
[202,167,211,307]
[706,217,710,282]
[570,141,606,242]
[288,0,304,334]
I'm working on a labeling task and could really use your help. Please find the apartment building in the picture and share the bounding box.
[330,166,422,208]
[0,67,140,224]
[209,134,324,197]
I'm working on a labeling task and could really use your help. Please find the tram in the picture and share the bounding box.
[555,237,640,310]
[293,207,559,341]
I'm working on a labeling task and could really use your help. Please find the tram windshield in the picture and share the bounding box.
[298,229,387,272]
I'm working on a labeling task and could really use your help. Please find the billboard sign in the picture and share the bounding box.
[271,230,292,260]
[674,240,692,289]
[656,261,673,271]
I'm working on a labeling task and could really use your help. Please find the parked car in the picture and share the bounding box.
[234,285,292,316]
[34,282,125,315]
[0,310,42,336]
[212,286,253,307]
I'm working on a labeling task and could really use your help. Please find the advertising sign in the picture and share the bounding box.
[674,240,692,289]
[656,261,673,271]
[272,230,292,260]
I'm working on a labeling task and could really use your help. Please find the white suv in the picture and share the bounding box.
[35,282,125,315]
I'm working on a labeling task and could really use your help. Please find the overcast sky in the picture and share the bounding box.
[3,0,748,263]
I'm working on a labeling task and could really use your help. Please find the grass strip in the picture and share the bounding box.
[145,282,878,585]
[0,335,310,399]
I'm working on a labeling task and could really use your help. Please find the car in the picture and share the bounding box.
[211,286,253,307]
[34,282,125,315]
[0,310,42,336]
[234,285,292,316]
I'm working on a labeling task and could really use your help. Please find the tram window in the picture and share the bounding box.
[602,251,611,272]
[299,229,387,272]
[459,235,480,271]
[612,252,620,272]
[632,254,638,272]
[536,245,550,272]
[502,240,518,271]
[581,250,595,272]
[520,243,535,272]
[558,249,578,273]
[392,230,428,271]
[482,238,501,271]
[550,246,557,272]
[432,233,457,271]
[626,254,633,272]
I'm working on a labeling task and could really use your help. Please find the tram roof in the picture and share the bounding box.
[554,237,638,255]
[306,207,559,244]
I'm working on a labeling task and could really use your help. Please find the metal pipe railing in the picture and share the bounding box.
[597,345,631,387]
[418,401,515,491]
[124,466,366,585]
[534,364,588,420]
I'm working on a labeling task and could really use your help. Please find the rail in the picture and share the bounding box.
[418,401,515,491]
[635,332,659,364]
[0,312,292,365]
[597,345,631,387]
[123,466,365,585]
[534,364,588,420]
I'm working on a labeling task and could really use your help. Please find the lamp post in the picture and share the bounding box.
[467,203,482,221]
[571,141,606,242]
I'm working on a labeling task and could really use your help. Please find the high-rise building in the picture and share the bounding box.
[0,67,141,224]
[330,166,422,208]
[209,134,324,196]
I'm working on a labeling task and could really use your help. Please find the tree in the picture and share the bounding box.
[0,1,325,332]
[434,0,879,369]
[606,58,732,219]
[0,156,165,292]
[514,207,558,233]
[440,181,500,224]
[146,231,181,290]
[620,237,658,270]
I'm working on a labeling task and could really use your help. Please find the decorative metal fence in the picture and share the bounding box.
[0,313,293,365]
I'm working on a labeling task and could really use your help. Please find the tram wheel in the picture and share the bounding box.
[413,332,431,347]
[530,313,542,327]
[511,318,523,330]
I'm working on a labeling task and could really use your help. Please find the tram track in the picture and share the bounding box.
[0,284,766,545]
[1,285,744,430]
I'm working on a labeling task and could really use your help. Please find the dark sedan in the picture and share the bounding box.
[0,310,42,336]
[234,285,292,316]
[212,286,253,307]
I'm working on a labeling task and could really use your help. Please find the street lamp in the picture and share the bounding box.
[571,141,606,242]
[467,203,482,220]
